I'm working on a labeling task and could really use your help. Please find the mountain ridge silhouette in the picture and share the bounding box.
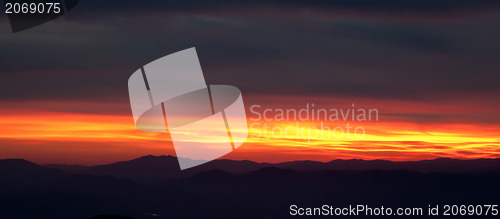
[0,156,499,218]
[36,155,500,183]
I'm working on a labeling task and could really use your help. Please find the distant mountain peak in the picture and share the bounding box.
[0,158,41,169]
[3,156,500,184]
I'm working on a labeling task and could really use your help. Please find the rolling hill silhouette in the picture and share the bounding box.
[42,155,500,183]
[0,159,65,184]
[0,156,499,218]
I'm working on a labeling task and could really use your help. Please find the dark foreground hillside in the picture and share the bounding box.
[0,157,499,218]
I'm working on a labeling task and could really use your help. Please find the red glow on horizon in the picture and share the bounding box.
[0,97,499,165]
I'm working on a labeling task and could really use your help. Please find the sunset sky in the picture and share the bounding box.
[0,0,499,165]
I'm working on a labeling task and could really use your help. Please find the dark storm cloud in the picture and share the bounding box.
[0,0,499,102]
[74,0,500,13]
